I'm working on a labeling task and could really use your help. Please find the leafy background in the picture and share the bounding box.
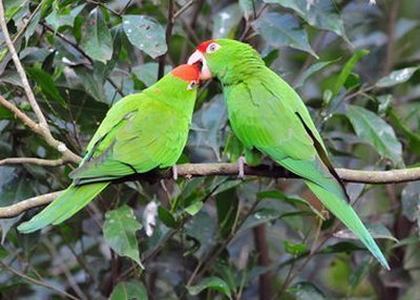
[0,0,419,299]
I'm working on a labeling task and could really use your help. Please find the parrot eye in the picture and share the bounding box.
[187,80,199,90]
[206,43,221,53]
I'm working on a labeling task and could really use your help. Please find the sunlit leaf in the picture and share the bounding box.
[253,12,317,58]
[333,49,369,95]
[123,15,167,59]
[80,8,113,63]
[375,66,420,88]
[103,205,143,268]
[187,276,232,299]
[110,280,148,300]
[347,105,403,165]
[185,200,203,216]
[284,241,308,256]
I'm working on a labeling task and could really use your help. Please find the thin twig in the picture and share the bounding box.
[0,191,62,218]
[0,1,48,129]
[0,157,65,167]
[0,261,79,300]
[173,0,196,20]
[158,0,175,80]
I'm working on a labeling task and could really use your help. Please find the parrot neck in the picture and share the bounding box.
[147,77,196,117]
[213,53,265,86]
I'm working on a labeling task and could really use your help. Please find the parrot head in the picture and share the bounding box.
[170,63,202,90]
[187,39,262,81]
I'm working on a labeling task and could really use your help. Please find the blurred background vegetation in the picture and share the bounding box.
[0,0,419,299]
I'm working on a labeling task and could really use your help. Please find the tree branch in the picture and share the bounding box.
[0,157,65,167]
[0,95,81,163]
[0,4,82,164]
[0,191,62,218]
[1,163,419,218]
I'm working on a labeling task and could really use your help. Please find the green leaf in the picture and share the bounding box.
[288,282,325,300]
[333,49,369,96]
[401,182,420,223]
[283,241,308,256]
[375,66,420,88]
[294,58,339,88]
[239,0,254,20]
[388,108,420,155]
[132,63,172,87]
[80,8,113,63]
[334,223,399,243]
[157,206,177,228]
[189,95,227,161]
[265,0,347,39]
[187,276,232,299]
[0,106,13,120]
[184,200,203,216]
[253,12,318,58]
[216,189,239,238]
[110,280,148,300]
[27,66,65,105]
[212,4,242,38]
[123,15,167,59]
[45,3,86,30]
[347,105,403,165]
[103,205,143,268]
[257,190,324,219]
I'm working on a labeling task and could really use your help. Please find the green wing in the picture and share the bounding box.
[225,70,389,269]
[71,99,189,183]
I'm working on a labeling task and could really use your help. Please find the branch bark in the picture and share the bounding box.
[1,163,420,218]
[0,157,65,167]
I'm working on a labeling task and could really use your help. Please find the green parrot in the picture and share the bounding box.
[18,64,201,233]
[188,39,389,269]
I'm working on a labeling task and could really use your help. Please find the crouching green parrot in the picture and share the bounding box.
[188,39,389,269]
[18,64,201,233]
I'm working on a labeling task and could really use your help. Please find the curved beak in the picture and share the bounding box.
[187,50,212,80]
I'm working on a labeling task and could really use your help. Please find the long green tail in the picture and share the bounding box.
[18,182,109,233]
[306,181,390,270]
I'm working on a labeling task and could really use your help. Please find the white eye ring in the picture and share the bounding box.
[187,80,199,90]
[206,43,221,53]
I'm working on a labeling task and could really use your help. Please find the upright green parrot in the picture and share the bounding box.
[18,64,201,233]
[188,39,389,269]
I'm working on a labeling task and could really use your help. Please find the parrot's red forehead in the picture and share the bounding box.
[197,40,215,53]
[171,64,200,82]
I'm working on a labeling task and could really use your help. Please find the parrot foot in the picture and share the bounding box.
[172,165,178,181]
[238,156,246,179]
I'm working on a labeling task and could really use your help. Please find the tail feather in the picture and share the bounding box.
[18,182,109,233]
[306,181,390,270]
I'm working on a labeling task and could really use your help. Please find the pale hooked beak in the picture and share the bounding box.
[187,50,212,80]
